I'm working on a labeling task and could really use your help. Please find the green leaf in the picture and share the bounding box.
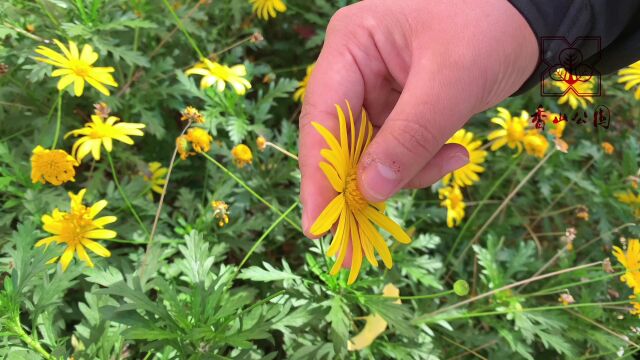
[238,261,301,282]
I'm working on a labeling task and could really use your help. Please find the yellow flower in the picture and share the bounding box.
[601,142,615,154]
[613,239,640,293]
[487,107,528,155]
[35,189,116,271]
[615,190,640,218]
[523,130,549,159]
[442,129,487,187]
[34,39,118,96]
[293,63,314,102]
[547,113,566,139]
[630,295,640,317]
[176,135,193,160]
[310,102,411,284]
[348,284,400,350]
[66,115,145,162]
[211,200,230,227]
[185,59,251,95]
[250,0,286,20]
[180,106,205,124]
[618,60,640,100]
[231,144,253,168]
[186,127,213,153]
[552,68,594,110]
[143,162,167,195]
[438,185,465,228]
[256,135,267,151]
[30,145,79,186]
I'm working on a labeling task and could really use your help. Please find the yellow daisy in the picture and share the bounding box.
[34,39,118,96]
[176,135,193,160]
[143,162,168,195]
[35,189,116,271]
[613,239,640,293]
[552,68,595,110]
[442,129,487,187]
[250,0,287,20]
[211,200,230,227]
[618,60,640,100]
[310,102,411,284]
[293,63,314,102]
[66,115,145,162]
[487,107,528,155]
[547,112,566,139]
[186,127,213,153]
[30,145,79,186]
[601,142,615,155]
[231,144,253,168]
[615,189,640,218]
[523,130,549,159]
[438,185,465,228]
[185,59,251,95]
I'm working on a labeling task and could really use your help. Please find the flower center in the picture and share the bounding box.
[344,171,368,211]
[508,123,525,141]
[59,206,92,245]
[72,61,91,78]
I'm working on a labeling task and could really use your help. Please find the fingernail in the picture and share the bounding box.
[361,162,400,202]
[443,150,469,173]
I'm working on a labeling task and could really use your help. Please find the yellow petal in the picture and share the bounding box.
[309,195,345,236]
[84,229,117,239]
[327,206,347,257]
[81,239,111,257]
[363,207,411,244]
[347,217,363,285]
[60,245,75,271]
[319,162,343,193]
[76,244,94,268]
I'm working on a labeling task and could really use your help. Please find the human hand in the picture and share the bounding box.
[299,0,538,240]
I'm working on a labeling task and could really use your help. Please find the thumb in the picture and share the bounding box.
[357,68,474,203]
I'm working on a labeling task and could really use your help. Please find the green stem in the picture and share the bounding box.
[51,91,62,149]
[374,289,455,301]
[233,201,299,278]
[423,300,632,324]
[521,271,623,298]
[35,0,60,27]
[161,0,205,60]
[199,152,302,232]
[445,158,520,265]
[8,320,51,359]
[106,152,150,237]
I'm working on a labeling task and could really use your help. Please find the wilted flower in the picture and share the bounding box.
[250,0,286,20]
[601,142,615,154]
[293,63,314,102]
[180,106,205,124]
[176,135,193,160]
[348,284,400,350]
[442,129,486,187]
[256,135,267,151]
[186,128,213,153]
[438,185,465,228]
[310,102,411,284]
[231,144,253,168]
[31,145,79,186]
[36,189,116,271]
[576,206,589,221]
[185,59,251,95]
[558,293,575,306]
[34,39,118,96]
[211,200,230,227]
[561,227,577,251]
[66,115,145,162]
[93,102,111,119]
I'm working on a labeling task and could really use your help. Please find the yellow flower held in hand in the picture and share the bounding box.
[250,0,286,20]
[34,39,118,96]
[143,162,168,195]
[185,59,251,95]
[231,144,253,168]
[348,283,400,351]
[66,115,145,162]
[488,107,529,155]
[293,63,314,102]
[35,189,116,271]
[31,145,79,186]
[310,102,411,284]
[613,239,640,293]
[618,60,640,100]
[438,185,465,228]
[442,129,487,188]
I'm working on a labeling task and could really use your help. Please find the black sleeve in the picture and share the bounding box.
[508,0,640,95]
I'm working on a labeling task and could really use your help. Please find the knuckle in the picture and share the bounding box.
[388,118,437,157]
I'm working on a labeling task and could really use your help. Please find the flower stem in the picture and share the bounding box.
[161,0,205,60]
[266,142,299,161]
[7,319,51,359]
[51,91,62,149]
[106,151,149,237]
[199,152,302,232]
